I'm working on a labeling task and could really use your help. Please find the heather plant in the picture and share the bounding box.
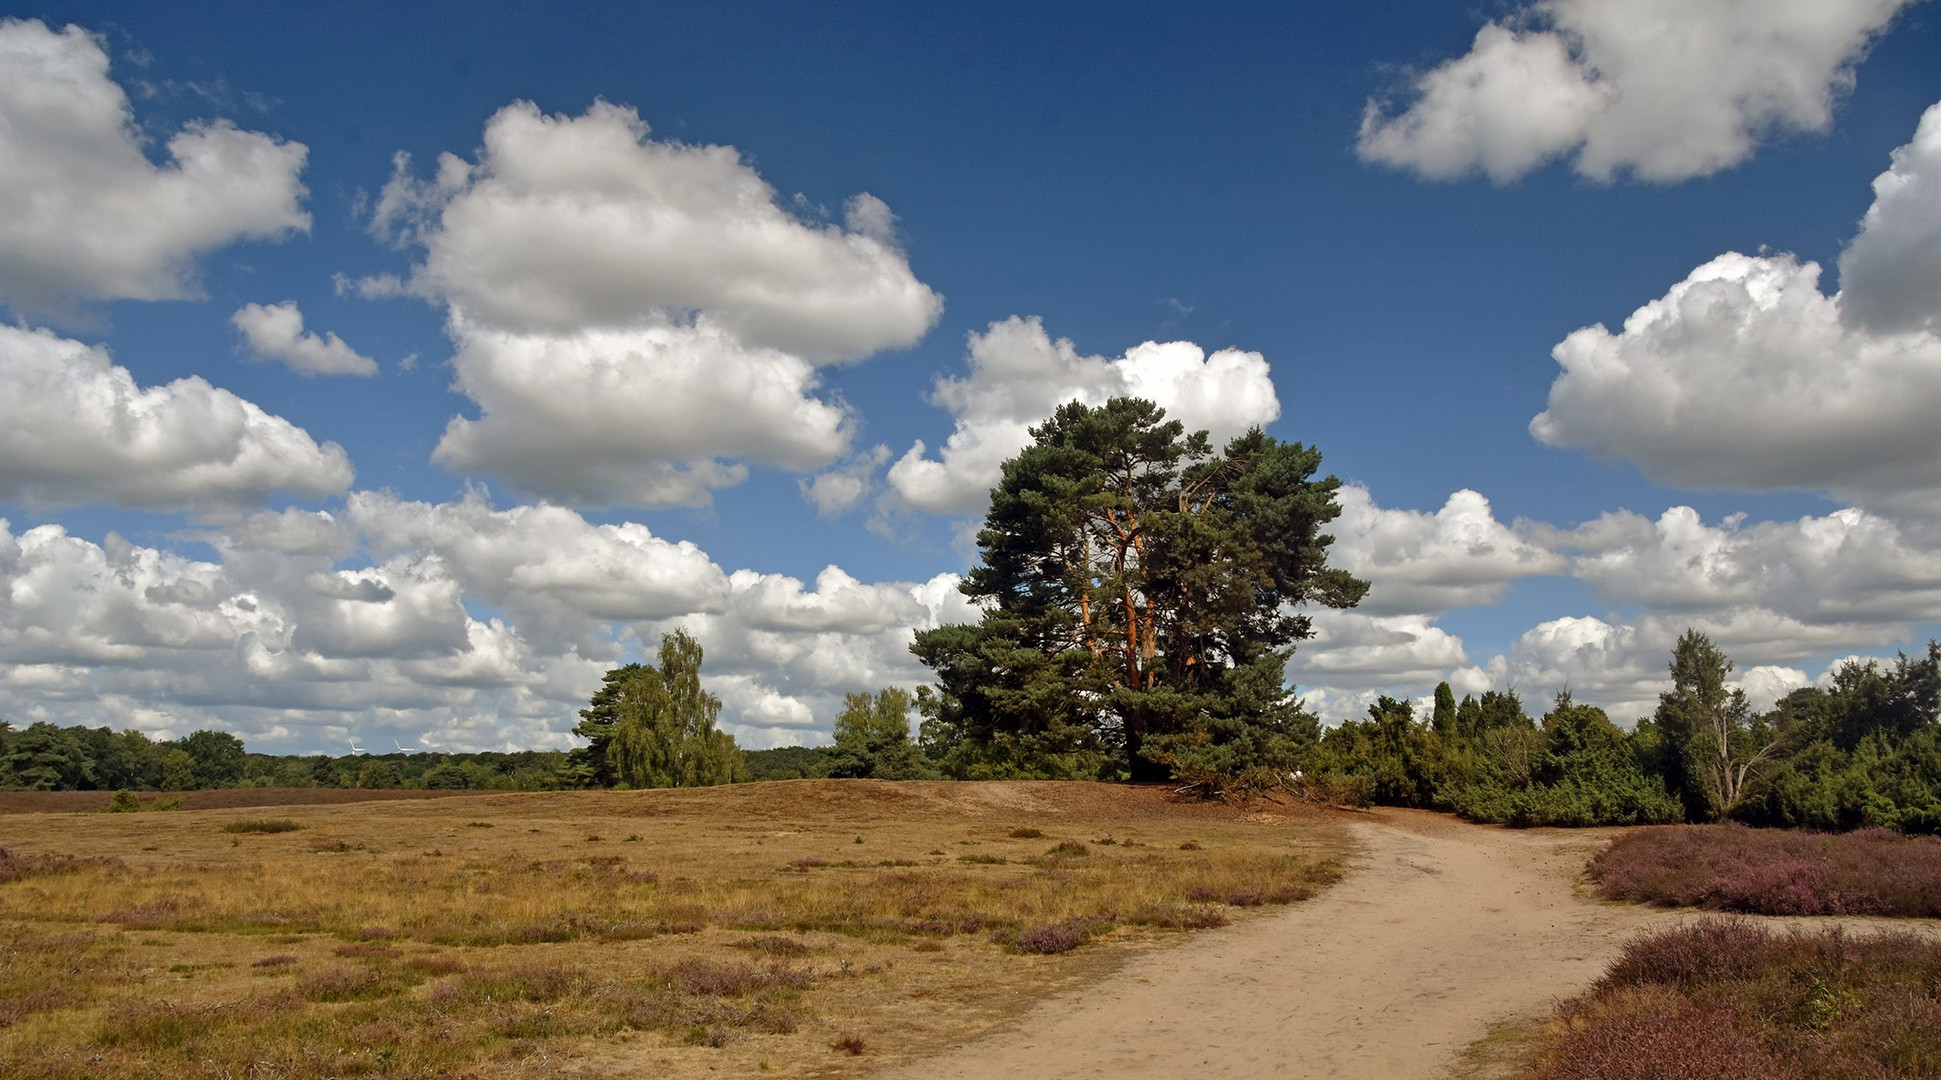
[1003,918,1094,954]
[1530,919,1941,1080]
[1591,823,1941,917]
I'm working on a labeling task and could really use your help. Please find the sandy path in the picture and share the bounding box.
[880,809,1670,1080]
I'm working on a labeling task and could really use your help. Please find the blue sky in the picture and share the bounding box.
[4,1,1941,753]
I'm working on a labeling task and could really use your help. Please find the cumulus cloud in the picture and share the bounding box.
[1329,485,1564,615]
[371,101,939,356]
[1553,504,1941,624]
[1529,97,1941,515]
[1298,487,1941,724]
[1530,250,1941,513]
[430,314,849,507]
[885,316,1282,514]
[1839,99,1941,336]
[232,301,378,376]
[0,19,308,319]
[364,100,941,506]
[1287,612,1470,689]
[0,324,353,510]
[661,567,975,745]
[345,490,732,653]
[1359,0,1910,183]
[342,491,975,745]
[800,446,891,518]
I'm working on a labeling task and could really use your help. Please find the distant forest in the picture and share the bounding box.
[0,722,832,793]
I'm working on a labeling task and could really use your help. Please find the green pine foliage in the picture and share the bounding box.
[1307,688,1680,827]
[912,397,1366,787]
[1731,644,1941,833]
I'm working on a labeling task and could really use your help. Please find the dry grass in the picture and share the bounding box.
[0,780,1348,1078]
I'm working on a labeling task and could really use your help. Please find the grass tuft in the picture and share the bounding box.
[730,935,812,957]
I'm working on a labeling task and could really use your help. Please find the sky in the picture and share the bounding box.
[3,1,1941,754]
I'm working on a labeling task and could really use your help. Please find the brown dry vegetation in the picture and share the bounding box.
[1526,918,1941,1080]
[1592,824,1941,917]
[0,780,1348,1079]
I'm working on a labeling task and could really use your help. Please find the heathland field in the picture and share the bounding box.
[0,781,1349,1079]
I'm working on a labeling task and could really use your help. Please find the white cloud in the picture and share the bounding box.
[1838,99,1941,335]
[429,314,848,507]
[0,324,353,510]
[886,316,1282,514]
[1297,485,1941,725]
[1530,251,1941,514]
[1735,664,1813,711]
[371,100,940,358]
[800,446,891,518]
[0,19,308,319]
[0,504,688,752]
[1359,0,1910,183]
[346,490,731,653]
[1555,504,1941,624]
[1287,611,1470,689]
[1529,98,1941,515]
[1359,23,1604,184]
[290,556,471,660]
[232,301,378,377]
[366,100,941,507]
[1329,484,1564,615]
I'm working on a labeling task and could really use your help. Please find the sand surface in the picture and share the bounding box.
[879,809,1677,1080]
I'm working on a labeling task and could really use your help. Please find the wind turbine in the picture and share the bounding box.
[394,738,418,754]
[348,739,368,756]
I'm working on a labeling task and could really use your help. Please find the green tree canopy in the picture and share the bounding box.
[1653,630,1780,821]
[177,730,247,789]
[826,687,936,780]
[573,630,743,789]
[912,397,1367,784]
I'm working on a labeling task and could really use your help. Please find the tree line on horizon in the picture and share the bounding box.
[6,398,1938,833]
[0,721,569,794]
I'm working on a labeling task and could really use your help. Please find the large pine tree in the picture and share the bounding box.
[912,397,1366,784]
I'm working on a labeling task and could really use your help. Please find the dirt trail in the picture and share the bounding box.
[880,809,1671,1080]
